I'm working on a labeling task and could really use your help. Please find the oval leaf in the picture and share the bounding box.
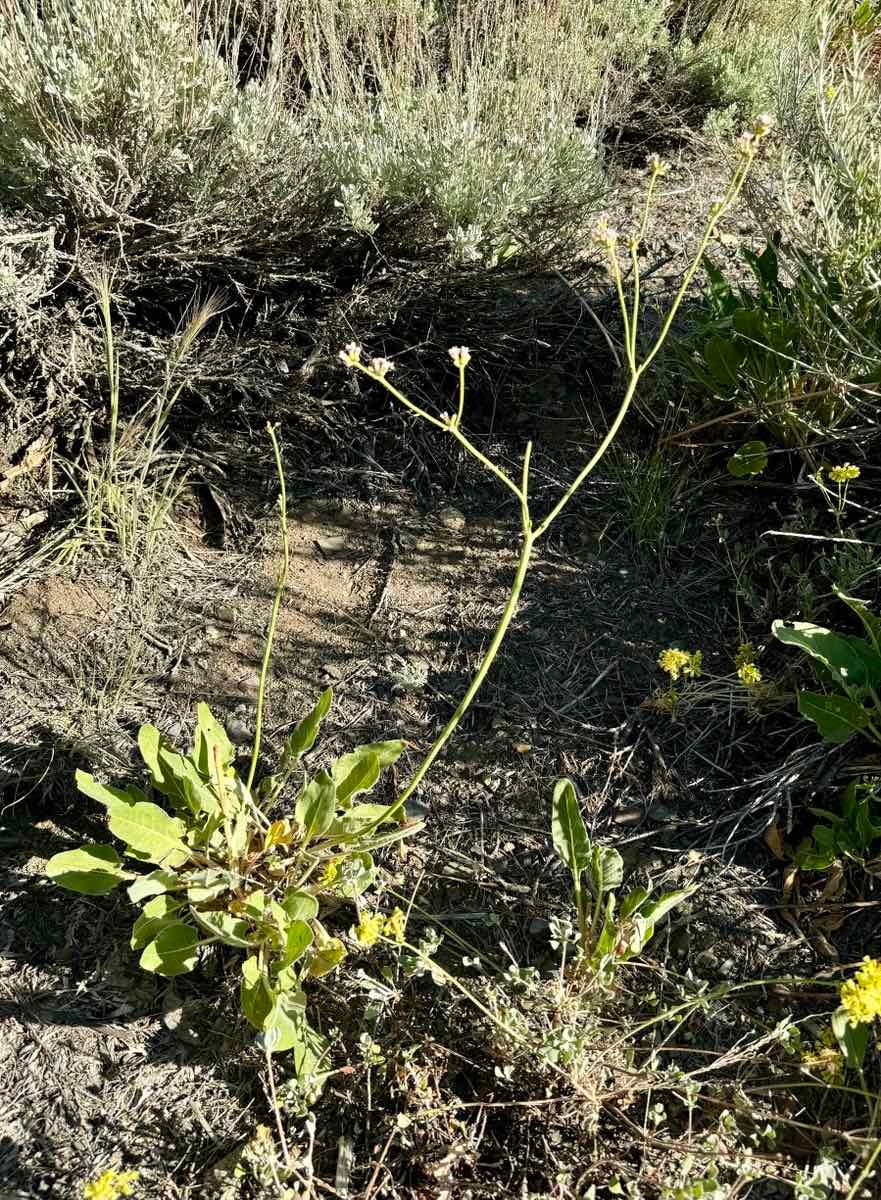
[281,688,333,767]
[281,890,319,922]
[46,844,128,894]
[772,621,881,692]
[797,692,869,743]
[294,771,336,844]
[105,796,190,867]
[551,778,590,874]
[727,440,768,478]
[139,921,199,976]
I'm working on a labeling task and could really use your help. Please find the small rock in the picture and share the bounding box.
[226,717,253,746]
[212,603,237,625]
[529,918,550,938]
[437,506,465,531]
[315,534,347,557]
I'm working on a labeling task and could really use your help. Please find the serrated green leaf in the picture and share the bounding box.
[551,778,590,875]
[139,921,199,976]
[282,688,333,767]
[281,890,319,922]
[772,620,881,693]
[45,844,129,894]
[797,692,870,743]
[295,771,336,844]
[193,702,234,777]
[127,869,180,903]
[727,440,768,478]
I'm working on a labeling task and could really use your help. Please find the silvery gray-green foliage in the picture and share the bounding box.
[0,0,670,265]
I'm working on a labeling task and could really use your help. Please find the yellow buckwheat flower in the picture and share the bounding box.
[840,957,881,1026]
[319,860,339,887]
[383,906,407,944]
[658,648,702,682]
[353,912,384,947]
[828,463,860,483]
[738,663,762,686]
[83,1170,140,1200]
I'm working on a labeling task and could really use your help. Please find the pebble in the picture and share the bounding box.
[437,506,466,531]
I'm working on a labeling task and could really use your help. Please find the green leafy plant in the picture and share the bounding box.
[550,779,691,987]
[772,588,881,746]
[794,777,881,872]
[47,428,421,1075]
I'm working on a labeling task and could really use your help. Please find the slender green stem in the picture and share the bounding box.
[247,424,289,792]
[845,1132,881,1200]
[455,363,466,427]
[386,531,535,822]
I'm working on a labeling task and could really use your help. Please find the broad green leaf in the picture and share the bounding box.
[186,868,236,903]
[281,890,319,922]
[282,688,333,766]
[797,692,869,743]
[140,724,219,816]
[307,923,346,977]
[75,770,146,810]
[835,589,881,654]
[587,844,623,897]
[105,796,189,868]
[727,440,768,478]
[127,869,180,904]
[703,335,743,389]
[640,887,693,927]
[131,894,181,949]
[241,955,273,1030]
[139,921,199,976]
[193,702,234,777]
[619,887,650,921]
[277,920,313,970]
[332,749,382,807]
[192,909,254,948]
[831,1005,869,1070]
[337,850,376,898]
[772,620,881,693]
[593,893,618,958]
[551,778,590,875]
[46,844,129,894]
[259,990,325,1076]
[295,771,336,844]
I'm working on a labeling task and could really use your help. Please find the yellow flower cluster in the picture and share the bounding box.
[319,860,339,887]
[658,648,702,681]
[828,463,860,483]
[800,1033,843,1084]
[83,1170,140,1200]
[840,957,881,1026]
[735,643,762,686]
[354,912,384,946]
[353,907,407,947]
[383,906,407,945]
[737,663,762,686]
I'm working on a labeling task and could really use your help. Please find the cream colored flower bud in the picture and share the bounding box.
[370,357,394,377]
[339,342,362,367]
[448,346,471,368]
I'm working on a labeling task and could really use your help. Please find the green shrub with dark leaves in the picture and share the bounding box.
[46,696,420,1076]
